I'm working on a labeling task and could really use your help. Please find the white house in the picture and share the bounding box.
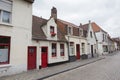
[92,22,109,55]
[32,7,68,69]
[0,0,34,77]
[80,21,98,58]
[57,19,88,61]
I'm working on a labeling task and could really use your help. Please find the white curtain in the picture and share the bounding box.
[0,49,8,62]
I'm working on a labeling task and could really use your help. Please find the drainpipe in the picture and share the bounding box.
[67,36,70,62]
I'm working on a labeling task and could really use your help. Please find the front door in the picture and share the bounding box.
[76,44,80,59]
[41,47,48,68]
[91,45,94,57]
[27,46,36,70]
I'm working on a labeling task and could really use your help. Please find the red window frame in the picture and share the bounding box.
[0,36,10,65]
[60,44,64,56]
[52,43,57,57]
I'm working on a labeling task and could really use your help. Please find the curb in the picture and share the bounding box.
[37,57,105,80]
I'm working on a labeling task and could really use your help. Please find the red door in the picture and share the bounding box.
[27,46,36,70]
[41,47,48,68]
[76,44,80,59]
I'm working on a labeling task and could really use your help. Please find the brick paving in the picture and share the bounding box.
[44,51,120,80]
[0,56,104,80]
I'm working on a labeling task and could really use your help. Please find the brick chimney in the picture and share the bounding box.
[51,7,57,20]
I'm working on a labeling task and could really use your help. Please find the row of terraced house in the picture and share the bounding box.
[0,0,120,77]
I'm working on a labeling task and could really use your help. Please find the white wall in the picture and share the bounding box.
[42,18,57,40]
[32,40,68,67]
[87,23,97,55]
[0,0,32,76]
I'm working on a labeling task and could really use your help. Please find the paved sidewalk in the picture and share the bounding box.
[0,57,105,80]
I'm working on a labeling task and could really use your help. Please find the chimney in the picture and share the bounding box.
[80,23,82,26]
[89,20,91,24]
[51,7,57,20]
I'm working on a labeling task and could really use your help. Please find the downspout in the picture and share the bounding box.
[67,35,70,62]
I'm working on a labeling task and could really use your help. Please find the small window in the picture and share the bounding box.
[52,43,57,57]
[50,26,54,34]
[82,43,85,53]
[2,11,11,23]
[60,44,64,56]
[103,34,104,41]
[79,29,83,36]
[29,48,34,54]
[68,27,72,35]
[90,31,92,38]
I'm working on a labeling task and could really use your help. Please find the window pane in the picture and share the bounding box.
[2,11,11,23]
[60,44,64,56]
[0,45,9,63]
[0,37,10,44]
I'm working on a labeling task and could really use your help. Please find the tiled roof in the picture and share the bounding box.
[57,19,80,37]
[91,22,107,33]
[32,16,67,42]
[32,16,47,40]
[58,19,78,28]
[80,24,89,37]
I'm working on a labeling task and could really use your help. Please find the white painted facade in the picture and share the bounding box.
[95,30,109,55]
[87,23,98,57]
[0,0,33,77]
[32,40,68,69]
[32,17,68,67]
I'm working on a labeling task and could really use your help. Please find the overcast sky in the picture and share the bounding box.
[33,0,120,38]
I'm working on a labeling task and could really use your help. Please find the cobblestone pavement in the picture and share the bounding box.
[44,52,120,80]
[0,56,104,80]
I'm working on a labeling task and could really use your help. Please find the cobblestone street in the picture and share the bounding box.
[44,52,120,80]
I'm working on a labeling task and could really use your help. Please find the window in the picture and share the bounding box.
[2,11,11,23]
[50,26,56,36]
[68,27,72,35]
[103,34,104,41]
[90,31,92,38]
[0,36,10,64]
[60,44,64,56]
[0,0,12,24]
[69,42,74,55]
[52,43,57,57]
[50,26,54,34]
[79,29,83,36]
[82,43,85,53]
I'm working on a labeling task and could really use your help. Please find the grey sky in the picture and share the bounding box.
[33,0,120,37]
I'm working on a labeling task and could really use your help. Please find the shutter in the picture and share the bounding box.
[0,0,12,12]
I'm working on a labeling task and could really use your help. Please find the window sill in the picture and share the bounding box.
[0,22,13,27]
[0,64,11,68]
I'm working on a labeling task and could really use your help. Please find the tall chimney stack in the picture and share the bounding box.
[51,7,57,20]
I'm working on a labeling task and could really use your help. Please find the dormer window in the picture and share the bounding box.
[90,31,92,38]
[50,26,56,36]
[79,29,83,36]
[68,27,72,35]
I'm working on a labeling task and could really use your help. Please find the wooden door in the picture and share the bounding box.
[41,47,48,68]
[27,46,36,70]
[76,44,80,59]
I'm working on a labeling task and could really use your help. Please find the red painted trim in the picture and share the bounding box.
[27,46,37,70]
[52,43,57,57]
[0,36,11,65]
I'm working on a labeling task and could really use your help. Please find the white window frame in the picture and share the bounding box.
[0,0,12,25]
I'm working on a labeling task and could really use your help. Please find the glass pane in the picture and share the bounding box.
[0,46,8,63]
[42,48,47,53]
[0,37,10,44]
[29,48,34,54]
[2,11,11,23]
